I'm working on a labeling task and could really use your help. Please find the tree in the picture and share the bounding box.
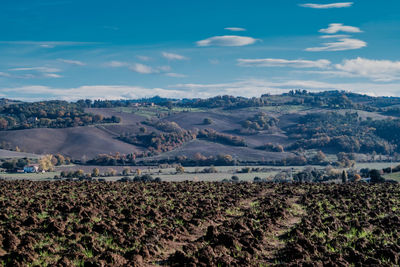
[0,118,8,130]
[92,168,100,177]
[55,154,65,166]
[231,175,239,182]
[369,169,385,183]
[122,168,131,176]
[39,155,54,172]
[139,126,147,133]
[194,152,206,162]
[341,170,348,183]
[106,168,117,177]
[74,169,85,178]
[111,116,121,123]
[353,174,362,182]
[314,150,327,162]
[2,160,17,172]
[176,166,185,174]
[16,158,28,169]
[93,114,104,122]
[203,118,213,125]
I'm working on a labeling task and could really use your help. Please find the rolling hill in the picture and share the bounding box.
[0,91,400,165]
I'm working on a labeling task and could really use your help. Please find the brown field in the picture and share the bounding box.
[0,127,144,160]
[0,181,399,266]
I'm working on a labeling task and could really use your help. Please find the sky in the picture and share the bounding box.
[0,0,400,101]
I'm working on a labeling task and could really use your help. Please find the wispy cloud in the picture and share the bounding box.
[300,2,353,9]
[224,27,246,32]
[9,67,61,73]
[306,38,366,51]
[0,41,100,48]
[162,52,189,60]
[196,35,258,47]
[58,59,86,66]
[130,63,156,74]
[319,23,362,34]
[6,67,62,79]
[237,58,331,68]
[105,61,172,75]
[43,73,62,78]
[320,34,351,39]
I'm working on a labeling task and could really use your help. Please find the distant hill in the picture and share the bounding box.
[1,90,400,165]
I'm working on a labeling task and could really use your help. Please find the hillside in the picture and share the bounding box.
[1,91,400,165]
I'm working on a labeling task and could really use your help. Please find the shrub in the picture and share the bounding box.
[203,118,213,125]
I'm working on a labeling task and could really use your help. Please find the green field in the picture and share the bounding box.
[383,172,400,182]
[1,162,399,182]
[114,106,206,118]
[0,171,60,181]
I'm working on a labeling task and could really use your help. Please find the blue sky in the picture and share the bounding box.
[1,0,400,100]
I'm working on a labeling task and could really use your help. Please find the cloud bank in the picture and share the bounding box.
[334,57,400,82]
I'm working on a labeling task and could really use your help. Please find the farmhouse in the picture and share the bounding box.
[24,165,39,173]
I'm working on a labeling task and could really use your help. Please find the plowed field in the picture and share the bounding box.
[0,181,399,266]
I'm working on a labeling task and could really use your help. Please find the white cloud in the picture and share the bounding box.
[196,35,258,47]
[225,27,246,32]
[320,34,350,39]
[300,2,353,9]
[319,23,362,34]
[130,63,155,74]
[9,67,61,73]
[237,58,331,68]
[58,59,86,66]
[43,73,62,78]
[334,57,400,82]
[105,61,129,67]
[306,38,366,51]
[162,52,189,61]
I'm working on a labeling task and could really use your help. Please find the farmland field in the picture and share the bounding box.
[0,181,399,266]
